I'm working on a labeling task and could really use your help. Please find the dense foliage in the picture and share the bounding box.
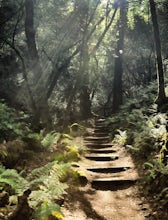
[106,81,168,214]
[0,0,167,128]
[0,0,168,219]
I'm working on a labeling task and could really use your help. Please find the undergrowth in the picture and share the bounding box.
[0,111,86,219]
[0,157,86,219]
[27,161,69,219]
[106,81,168,211]
[0,101,30,142]
[143,160,168,207]
[0,165,27,194]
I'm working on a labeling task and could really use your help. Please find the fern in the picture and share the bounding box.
[69,123,86,136]
[27,162,54,182]
[54,146,81,163]
[34,201,64,220]
[28,129,44,141]
[105,82,168,211]
[0,166,27,193]
[143,159,168,206]
[27,161,69,219]
[62,133,73,140]
[0,101,31,142]
[157,187,168,201]
[112,130,127,145]
[27,161,69,187]
[41,132,61,149]
[144,162,154,169]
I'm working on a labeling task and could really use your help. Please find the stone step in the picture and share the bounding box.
[93,132,109,137]
[94,125,109,129]
[85,140,110,145]
[85,141,109,145]
[87,166,131,173]
[96,118,106,122]
[91,178,137,190]
[85,155,119,161]
[94,128,109,133]
[87,148,116,154]
[85,143,113,149]
[95,121,106,126]
[84,136,109,141]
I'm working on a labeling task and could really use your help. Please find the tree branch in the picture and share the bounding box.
[2,38,37,112]
[91,7,118,55]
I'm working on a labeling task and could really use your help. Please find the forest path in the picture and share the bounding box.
[62,119,151,220]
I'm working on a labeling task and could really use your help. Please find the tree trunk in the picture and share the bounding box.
[80,85,91,119]
[112,0,126,113]
[91,6,118,55]
[25,0,52,130]
[149,0,166,107]
[79,37,92,120]
[62,41,91,128]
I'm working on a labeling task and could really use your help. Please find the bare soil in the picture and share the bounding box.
[62,123,152,220]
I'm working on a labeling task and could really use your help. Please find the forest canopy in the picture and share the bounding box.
[0,0,167,130]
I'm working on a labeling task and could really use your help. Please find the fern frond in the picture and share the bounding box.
[41,132,61,149]
[144,162,154,169]
[0,166,28,193]
[34,201,63,220]
[27,162,54,181]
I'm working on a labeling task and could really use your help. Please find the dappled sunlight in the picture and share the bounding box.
[0,0,168,219]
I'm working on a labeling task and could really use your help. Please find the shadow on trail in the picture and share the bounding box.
[77,189,106,220]
[79,192,106,220]
[91,179,137,191]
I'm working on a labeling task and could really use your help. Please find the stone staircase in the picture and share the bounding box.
[84,118,139,191]
[62,118,149,220]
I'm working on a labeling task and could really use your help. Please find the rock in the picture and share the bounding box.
[8,189,33,220]
[0,212,7,220]
[79,175,88,186]
[53,195,64,206]
[2,140,26,168]
[144,213,152,218]
[0,191,9,207]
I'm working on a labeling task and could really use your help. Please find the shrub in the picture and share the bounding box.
[0,101,30,142]
[41,132,62,150]
[112,129,127,145]
[0,165,27,194]
[27,161,69,219]
[143,160,168,207]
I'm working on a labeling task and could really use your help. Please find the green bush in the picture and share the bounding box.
[105,81,168,211]
[112,129,127,145]
[27,161,80,219]
[0,165,27,194]
[41,132,62,150]
[143,160,168,206]
[0,101,30,142]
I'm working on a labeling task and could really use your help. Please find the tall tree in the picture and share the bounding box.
[149,0,167,107]
[25,0,52,129]
[78,0,92,120]
[112,0,127,113]
[63,0,99,125]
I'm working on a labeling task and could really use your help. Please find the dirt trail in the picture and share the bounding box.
[62,119,151,220]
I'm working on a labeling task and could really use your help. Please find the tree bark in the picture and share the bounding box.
[149,0,166,107]
[25,0,52,130]
[79,40,92,120]
[63,28,92,128]
[6,41,37,112]
[91,7,118,55]
[25,0,41,83]
[112,0,126,113]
